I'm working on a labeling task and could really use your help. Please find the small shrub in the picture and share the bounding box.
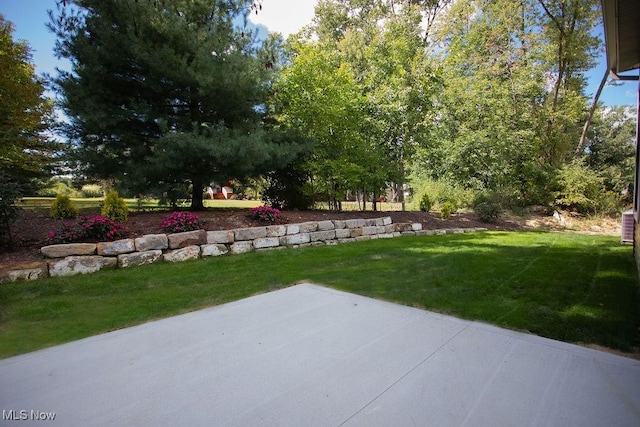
[419,194,433,212]
[475,201,501,223]
[101,191,129,223]
[440,201,455,219]
[161,211,200,233]
[251,205,281,222]
[50,194,78,219]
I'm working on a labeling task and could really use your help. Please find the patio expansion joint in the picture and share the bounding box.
[337,321,473,427]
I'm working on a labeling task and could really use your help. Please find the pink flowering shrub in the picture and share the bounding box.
[161,211,200,233]
[47,214,125,244]
[79,215,126,240]
[251,205,280,222]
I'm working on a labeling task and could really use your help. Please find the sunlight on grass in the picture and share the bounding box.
[561,305,608,320]
[0,231,638,358]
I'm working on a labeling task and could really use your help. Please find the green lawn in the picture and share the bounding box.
[16,197,261,212]
[0,231,638,359]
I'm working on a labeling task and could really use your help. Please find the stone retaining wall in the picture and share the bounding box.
[0,217,487,283]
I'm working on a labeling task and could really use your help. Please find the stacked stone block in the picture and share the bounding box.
[0,217,488,283]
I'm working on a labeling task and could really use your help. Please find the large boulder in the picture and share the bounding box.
[0,261,49,283]
[309,230,336,242]
[317,220,335,231]
[253,237,280,249]
[167,230,206,249]
[41,243,96,258]
[345,219,365,229]
[206,231,234,244]
[234,227,267,241]
[134,234,168,252]
[163,246,201,262]
[280,233,311,246]
[96,239,135,256]
[117,250,163,268]
[298,222,318,233]
[266,225,287,237]
[48,256,117,277]
[230,241,253,254]
[201,244,229,257]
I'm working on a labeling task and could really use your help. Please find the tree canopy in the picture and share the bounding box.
[49,0,305,209]
[41,0,635,214]
[0,14,57,184]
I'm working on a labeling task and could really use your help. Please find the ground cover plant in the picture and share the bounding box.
[0,232,637,359]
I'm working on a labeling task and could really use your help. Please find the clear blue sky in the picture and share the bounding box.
[1,0,636,107]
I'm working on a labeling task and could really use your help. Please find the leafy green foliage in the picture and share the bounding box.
[0,15,58,185]
[50,194,78,220]
[474,201,502,223]
[584,106,636,196]
[101,191,128,223]
[262,160,314,211]
[414,0,601,207]
[554,160,606,214]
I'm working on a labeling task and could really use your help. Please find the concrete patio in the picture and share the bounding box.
[1,283,639,426]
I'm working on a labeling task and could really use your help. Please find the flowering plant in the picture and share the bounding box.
[79,215,126,240]
[47,222,85,244]
[47,214,125,244]
[251,205,280,222]
[161,211,200,233]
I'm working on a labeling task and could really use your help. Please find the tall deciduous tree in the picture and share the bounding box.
[49,0,302,209]
[0,14,57,184]
[273,42,374,210]
[417,0,602,205]
[0,15,57,247]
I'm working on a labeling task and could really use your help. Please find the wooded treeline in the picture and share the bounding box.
[1,0,637,217]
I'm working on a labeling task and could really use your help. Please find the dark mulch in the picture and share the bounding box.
[0,208,526,265]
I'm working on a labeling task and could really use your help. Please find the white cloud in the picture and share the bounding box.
[248,0,318,37]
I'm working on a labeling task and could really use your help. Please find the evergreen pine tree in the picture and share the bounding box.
[49,0,303,209]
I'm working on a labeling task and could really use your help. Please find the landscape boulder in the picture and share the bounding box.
[97,239,135,256]
[41,243,96,258]
[0,262,49,283]
[207,231,234,244]
[164,246,201,262]
[135,234,168,252]
[118,250,163,268]
[48,256,117,277]
[234,227,267,241]
[201,244,229,257]
[167,230,206,249]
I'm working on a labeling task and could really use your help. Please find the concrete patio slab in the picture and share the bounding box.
[1,283,639,426]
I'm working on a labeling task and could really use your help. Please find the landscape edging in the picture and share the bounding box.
[0,218,488,283]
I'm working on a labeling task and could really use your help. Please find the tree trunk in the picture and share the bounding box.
[575,68,609,157]
[190,178,204,211]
